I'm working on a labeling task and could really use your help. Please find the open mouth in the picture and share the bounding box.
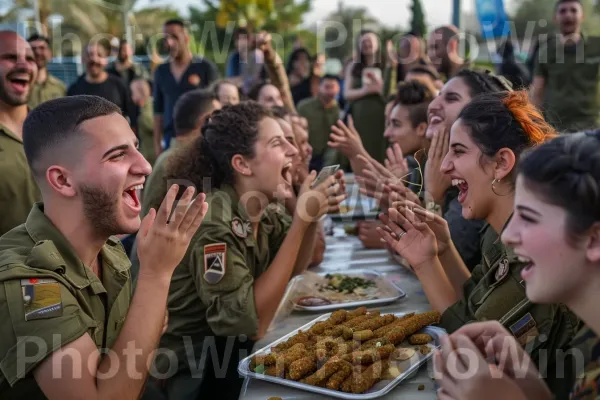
[122,183,144,211]
[517,255,535,279]
[281,162,293,186]
[429,114,443,125]
[452,178,469,204]
[8,76,30,94]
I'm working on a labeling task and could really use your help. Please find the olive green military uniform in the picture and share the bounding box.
[535,35,600,133]
[28,74,67,109]
[348,73,387,165]
[0,204,133,399]
[296,96,348,170]
[440,224,581,398]
[137,97,156,166]
[570,327,600,399]
[0,124,41,237]
[156,184,291,399]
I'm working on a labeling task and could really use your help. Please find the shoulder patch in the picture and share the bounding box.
[232,217,249,238]
[20,278,63,320]
[204,243,226,284]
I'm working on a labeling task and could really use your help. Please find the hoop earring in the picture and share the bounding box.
[491,178,512,197]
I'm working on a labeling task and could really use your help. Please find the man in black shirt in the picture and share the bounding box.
[153,18,219,156]
[68,43,135,128]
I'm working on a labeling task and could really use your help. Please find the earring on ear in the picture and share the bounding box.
[491,178,512,196]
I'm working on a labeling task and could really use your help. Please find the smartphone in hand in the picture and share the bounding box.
[311,165,340,188]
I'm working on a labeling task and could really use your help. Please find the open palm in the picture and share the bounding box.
[377,208,438,269]
[392,201,452,255]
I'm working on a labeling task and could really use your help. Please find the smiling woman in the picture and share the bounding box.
[156,101,346,399]
[379,91,581,397]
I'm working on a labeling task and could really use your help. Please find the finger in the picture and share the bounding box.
[156,184,179,226]
[441,129,450,157]
[388,208,411,230]
[169,186,195,228]
[393,142,404,160]
[429,129,440,160]
[137,208,155,240]
[331,125,347,137]
[380,211,405,236]
[186,199,209,235]
[302,170,318,190]
[347,115,355,132]
[179,192,206,233]
[386,147,396,165]
[329,194,347,205]
[454,334,486,373]
[434,349,461,399]
[376,226,397,247]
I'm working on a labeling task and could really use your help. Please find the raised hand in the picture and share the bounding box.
[425,128,452,204]
[384,143,409,179]
[364,71,384,95]
[357,220,385,249]
[136,184,209,278]
[386,40,398,67]
[377,207,438,270]
[327,117,367,159]
[433,333,533,400]
[296,170,346,223]
[447,321,551,400]
[391,200,451,255]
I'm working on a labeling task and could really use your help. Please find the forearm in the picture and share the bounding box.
[264,49,296,113]
[344,87,368,102]
[253,219,309,336]
[439,242,471,296]
[96,272,171,397]
[414,257,460,313]
[292,221,319,276]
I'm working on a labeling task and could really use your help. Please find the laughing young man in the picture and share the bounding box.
[0,95,209,399]
[0,31,41,237]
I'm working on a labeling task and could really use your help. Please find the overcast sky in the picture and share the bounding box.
[134,0,519,30]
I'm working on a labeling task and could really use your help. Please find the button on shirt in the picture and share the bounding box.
[0,204,133,399]
[153,58,219,147]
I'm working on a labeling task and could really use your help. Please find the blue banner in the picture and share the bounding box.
[475,0,511,40]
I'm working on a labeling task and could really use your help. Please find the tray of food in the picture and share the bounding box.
[239,308,443,399]
[290,271,405,311]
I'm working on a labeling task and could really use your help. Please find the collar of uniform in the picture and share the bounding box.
[24,203,129,290]
[0,122,22,144]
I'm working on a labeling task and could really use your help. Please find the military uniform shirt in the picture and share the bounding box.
[440,223,580,398]
[571,327,600,400]
[0,124,41,237]
[159,184,291,369]
[535,35,600,132]
[0,204,133,399]
[28,74,67,109]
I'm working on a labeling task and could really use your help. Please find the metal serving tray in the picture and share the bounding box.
[289,270,406,312]
[238,312,445,399]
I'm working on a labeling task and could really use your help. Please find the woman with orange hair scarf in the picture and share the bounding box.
[378,91,581,397]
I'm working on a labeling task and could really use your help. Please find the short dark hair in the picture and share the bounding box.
[270,105,289,120]
[247,80,271,101]
[173,88,217,136]
[23,95,121,178]
[519,130,600,246]
[164,18,185,28]
[212,79,241,98]
[320,74,340,84]
[234,27,249,39]
[394,81,434,128]
[555,0,582,11]
[27,33,50,45]
[406,65,441,81]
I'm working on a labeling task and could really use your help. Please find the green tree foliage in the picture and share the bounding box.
[410,0,426,37]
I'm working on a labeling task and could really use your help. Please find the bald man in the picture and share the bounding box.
[0,30,41,236]
[427,25,469,80]
[68,43,136,129]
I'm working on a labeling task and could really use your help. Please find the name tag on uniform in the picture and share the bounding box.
[204,244,227,284]
[509,312,539,347]
[21,278,63,321]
